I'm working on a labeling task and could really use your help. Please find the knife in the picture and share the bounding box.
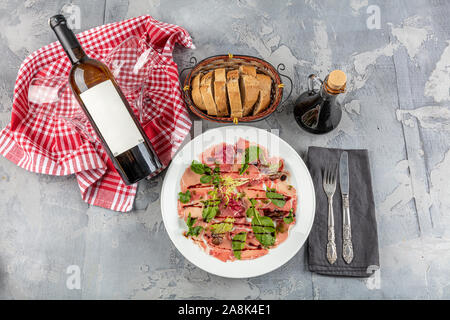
[339,151,354,264]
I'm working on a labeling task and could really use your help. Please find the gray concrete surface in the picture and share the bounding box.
[0,0,449,299]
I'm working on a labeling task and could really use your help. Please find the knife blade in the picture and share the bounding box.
[339,151,349,195]
[339,151,353,264]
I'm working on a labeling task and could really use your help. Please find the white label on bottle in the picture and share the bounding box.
[80,80,144,156]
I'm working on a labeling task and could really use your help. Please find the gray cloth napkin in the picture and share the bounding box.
[306,146,379,277]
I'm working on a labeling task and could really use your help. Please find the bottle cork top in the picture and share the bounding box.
[49,14,67,29]
[326,70,347,93]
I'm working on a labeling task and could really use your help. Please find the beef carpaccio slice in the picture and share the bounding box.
[177,139,297,262]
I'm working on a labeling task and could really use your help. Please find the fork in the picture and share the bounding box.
[323,165,338,264]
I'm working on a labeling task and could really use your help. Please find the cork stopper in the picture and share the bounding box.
[325,70,346,94]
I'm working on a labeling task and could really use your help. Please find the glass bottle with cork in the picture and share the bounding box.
[294,70,347,134]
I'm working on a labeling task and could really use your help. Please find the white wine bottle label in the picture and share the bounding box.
[80,80,144,156]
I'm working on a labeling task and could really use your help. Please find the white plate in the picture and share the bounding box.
[161,126,316,278]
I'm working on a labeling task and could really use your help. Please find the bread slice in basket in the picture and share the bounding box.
[191,73,206,111]
[226,70,243,118]
[253,74,272,116]
[213,68,229,116]
[239,65,257,77]
[239,66,259,116]
[200,71,218,116]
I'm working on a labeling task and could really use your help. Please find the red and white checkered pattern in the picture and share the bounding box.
[0,16,194,212]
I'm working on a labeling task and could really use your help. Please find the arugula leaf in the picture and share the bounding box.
[239,146,264,175]
[210,217,235,234]
[246,198,258,218]
[190,160,206,174]
[270,199,286,208]
[251,211,276,247]
[202,206,219,222]
[246,146,265,163]
[208,189,218,198]
[239,163,249,175]
[232,232,247,260]
[246,196,276,247]
[191,160,211,174]
[246,199,256,216]
[265,192,284,199]
[266,190,286,208]
[185,213,203,237]
[188,226,203,237]
[186,212,195,227]
[200,175,212,184]
[283,209,294,224]
[178,190,191,204]
[212,175,221,186]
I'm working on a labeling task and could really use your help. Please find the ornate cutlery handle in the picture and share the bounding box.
[342,194,354,264]
[327,197,337,264]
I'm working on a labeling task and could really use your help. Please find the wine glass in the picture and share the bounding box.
[104,36,160,124]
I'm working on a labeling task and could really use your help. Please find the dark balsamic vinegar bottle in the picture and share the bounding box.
[49,14,162,185]
[294,70,347,134]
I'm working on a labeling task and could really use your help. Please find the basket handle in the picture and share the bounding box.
[180,56,198,108]
[179,56,198,79]
[276,63,293,113]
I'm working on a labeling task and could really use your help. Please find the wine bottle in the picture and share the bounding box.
[49,14,162,185]
[294,70,347,134]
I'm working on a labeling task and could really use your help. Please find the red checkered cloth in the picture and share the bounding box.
[0,16,194,212]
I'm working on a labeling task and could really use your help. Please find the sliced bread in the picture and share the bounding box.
[239,66,259,116]
[213,68,229,116]
[226,70,243,118]
[253,74,272,116]
[191,73,206,111]
[239,65,257,77]
[200,71,218,116]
